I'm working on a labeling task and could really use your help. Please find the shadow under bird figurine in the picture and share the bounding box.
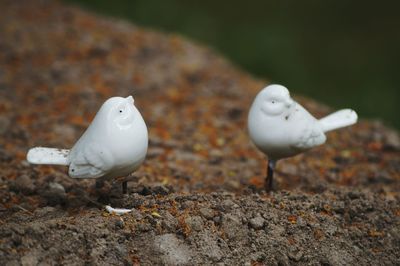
[27,95,148,194]
[248,84,357,192]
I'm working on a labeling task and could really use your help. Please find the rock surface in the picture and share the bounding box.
[0,1,399,265]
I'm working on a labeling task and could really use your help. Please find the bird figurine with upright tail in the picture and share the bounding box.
[248,84,357,192]
[27,95,148,194]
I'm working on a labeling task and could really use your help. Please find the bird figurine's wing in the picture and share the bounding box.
[290,120,327,151]
[68,144,114,179]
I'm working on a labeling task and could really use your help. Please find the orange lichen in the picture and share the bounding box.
[287,215,297,224]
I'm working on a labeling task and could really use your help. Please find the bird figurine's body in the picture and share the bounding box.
[27,96,148,193]
[248,84,357,191]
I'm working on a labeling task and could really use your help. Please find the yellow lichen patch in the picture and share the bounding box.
[287,215,297,224]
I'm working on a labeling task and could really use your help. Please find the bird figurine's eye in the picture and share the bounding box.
[261,98,285,116]
[114,102,135,127]
[118,106,126,114]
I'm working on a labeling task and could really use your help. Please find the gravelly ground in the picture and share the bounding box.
[0,1,399,265]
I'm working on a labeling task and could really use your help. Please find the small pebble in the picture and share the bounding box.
[153,185,170,195]
[13,175,36,194]
[199,207,214,219]
[185,216,203,231]
[115,219,125,229]
[42,182,66,206]
[288,249,303,262]
[249,216,265,230]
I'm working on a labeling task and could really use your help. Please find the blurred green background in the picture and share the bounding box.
[66,0,399,129]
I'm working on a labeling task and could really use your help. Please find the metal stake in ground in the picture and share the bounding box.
[265,160,276,192]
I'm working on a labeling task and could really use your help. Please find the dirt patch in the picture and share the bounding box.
[1,192,399,265]
[0,1,399,265]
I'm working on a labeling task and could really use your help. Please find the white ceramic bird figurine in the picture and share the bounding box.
[248,84,357,191]
[27,95,148,193]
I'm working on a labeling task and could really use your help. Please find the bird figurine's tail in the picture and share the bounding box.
[319,109,358,133]
[27,147,70,165]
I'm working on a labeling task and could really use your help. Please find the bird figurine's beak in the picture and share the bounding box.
[126,95,135,105]
[285,99,294,108]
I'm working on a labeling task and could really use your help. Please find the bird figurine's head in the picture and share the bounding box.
[100,96,138,129]
[84,95,147,142]
[255,84,295,117]
[248,84,298,161]
[86,95,148,162]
